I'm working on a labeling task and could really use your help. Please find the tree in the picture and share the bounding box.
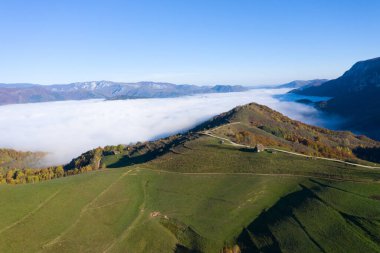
[14,170,26,184]
[0,172,4,184]
[6,169,15,184]
[55,166,65,178]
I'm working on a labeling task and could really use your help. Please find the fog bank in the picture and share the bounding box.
[0,89,333,165]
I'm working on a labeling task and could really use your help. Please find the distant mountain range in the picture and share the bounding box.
[291,57,380,140]
[0,81,248,105]
[276,79,328,89]
[249,79,328,89]
[0,79,333,106]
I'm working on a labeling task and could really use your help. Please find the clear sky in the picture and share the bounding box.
[0,0,379,86]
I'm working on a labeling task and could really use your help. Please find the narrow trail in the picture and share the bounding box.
[87,198,130,211]
[200,126,380,170]
[102,180,148,253]
[208,121,241,132]
[267,147,380,169]
[0,189,61,235]
[202,132,246,148]
[42,170,134,249]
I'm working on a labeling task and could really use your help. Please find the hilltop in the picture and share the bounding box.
[68,102,380,172]
[291,57,380,140]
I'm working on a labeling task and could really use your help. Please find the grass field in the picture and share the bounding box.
[1,136,380,252]
[140,136,380,182]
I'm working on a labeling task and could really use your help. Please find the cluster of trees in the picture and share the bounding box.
[65,147,103,171]
[0,166,64,184]
[0,148,45,170]
[254,123,358,159]
[258,125,285,138]
[227,122,358,160]
[0,148,106,185]
[0,160,107,185]
[285,133,353,158]
[229,131,256,145]
[0,148,33,162]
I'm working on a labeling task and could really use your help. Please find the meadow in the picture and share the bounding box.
[0,135,379,252]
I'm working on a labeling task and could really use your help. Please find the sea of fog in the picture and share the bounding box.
[0,88,334,165]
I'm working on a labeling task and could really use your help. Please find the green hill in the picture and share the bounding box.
[90,103,380,170]
[0,103,380,252]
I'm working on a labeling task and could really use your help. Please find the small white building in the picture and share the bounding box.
[255,144,265,152]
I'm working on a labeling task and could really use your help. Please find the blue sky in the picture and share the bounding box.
[0,0,379,85]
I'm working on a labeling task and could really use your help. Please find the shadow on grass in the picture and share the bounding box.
[175,245,202,253]
[353,146,380,164]
[161,218,208,253]
[106,136,195,168]
[203,143,240,151]
[237,184,326,253]
[238,147,256,153]
[106,151,163,168]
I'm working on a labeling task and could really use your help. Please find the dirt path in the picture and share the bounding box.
[42,170,134,249]
[267,147,380,169]
[208,121,241,132]
[202,132,247,147]
[0,189,61,235]
[201,130,380,170]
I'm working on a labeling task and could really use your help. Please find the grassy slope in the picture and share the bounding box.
[0,167,301,253]
[197,103,380,164]
[141,137,380,181]
[68,103,380,176]
[0,136,379,252]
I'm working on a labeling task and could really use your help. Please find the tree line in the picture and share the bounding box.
[0,148,104,185]
[0,163,106,185]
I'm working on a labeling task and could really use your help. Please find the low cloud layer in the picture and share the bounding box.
[0,89,333,165]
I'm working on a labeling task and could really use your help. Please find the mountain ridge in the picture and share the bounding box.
[0,81,248,105]
[291,57,380,97]
[276,79,328,89]
[290,57,380,140]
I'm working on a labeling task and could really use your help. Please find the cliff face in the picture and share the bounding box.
[291,57,380,140]
[292,57,380,97]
